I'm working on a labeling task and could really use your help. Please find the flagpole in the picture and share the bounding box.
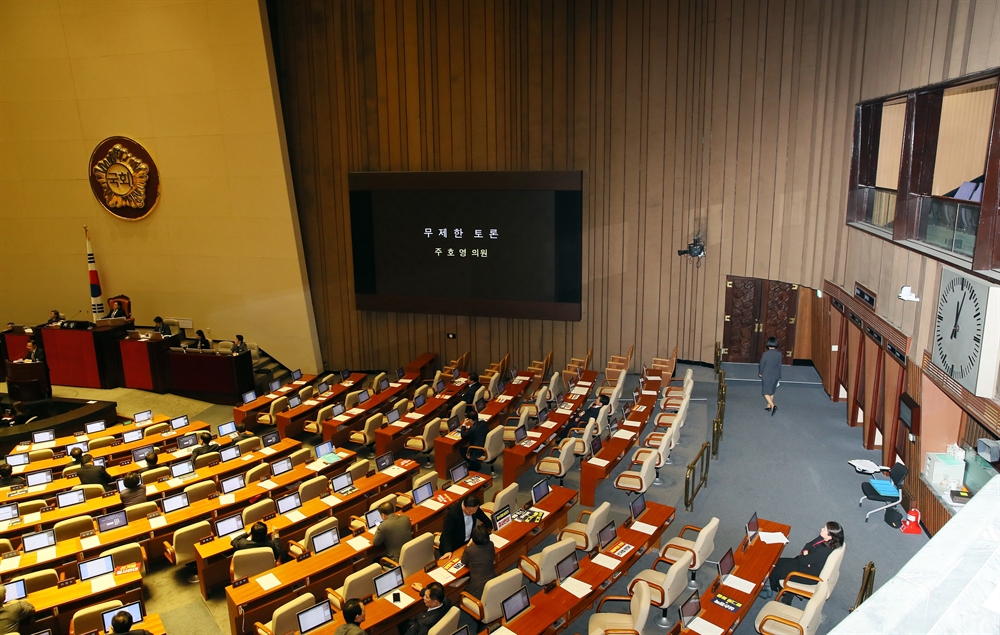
[85,225,105,323]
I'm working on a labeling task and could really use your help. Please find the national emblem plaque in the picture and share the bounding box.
[88,136,161,220]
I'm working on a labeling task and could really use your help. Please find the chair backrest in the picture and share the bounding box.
[269,396,289,416]
[548,372,564,398]
[585,502,611,541]
[194,451,220,469]
[0,539,13,555]
[72,484,106,499]
[270,592,316,635]
[483,426,505,461]
[12,568,58,594]
[398,533,435,578]
[491,483,518,515]
[420,419,439,446]
[534,387,549,411]
[480,569,523,623]
[184,480,217,503]
[487,373,500,397]
[659,551,693,607]
[71,599,122,635]
[318,373,335,385]
[344,391,361,410]
[141,467,169,485]
[101,542,146,575]
[556,438,576,472]
[428,606,460,635]
[799,580,830,635]
[289,447,312,466]
[125,501,158,522]
[412,470,438,493]
[820,545,846,597]
[347,459,370,481]
[629,580,651,635]
[535,538,577,585]
[54,515,94,542]
[243,499,276,526]
[593,405,610,434]
[299,386,316,400]
[889,463,908,486]
[362,414,383,441]
[299,475,329,502]
[88,435,116,450]
[63,464,81,478]
[28,449,53,462]
[246,463,271,483]
[17,499,45,515]
[173,521,213,566]
[303,517,339,551]
[342,562,383,602]
[237,436,261,453]
[450,401,467,421]
[393,398,409,417]
[144,422,169,437]
[314,405,334,424]
[232,546,276,580]
[218,340,234,353]
[692,517,720,567]
[371,372,387,391]
[637,456,656,488]
[367,493,396,512]
[654,426,673,459]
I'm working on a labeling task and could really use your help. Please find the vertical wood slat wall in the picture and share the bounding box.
[267,0,998,374]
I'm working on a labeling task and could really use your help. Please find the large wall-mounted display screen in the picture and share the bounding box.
[349,171,582,320]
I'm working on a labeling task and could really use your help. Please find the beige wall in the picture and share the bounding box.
[933,82,995,196]
[876,101,906,190]
[0,0,322,372]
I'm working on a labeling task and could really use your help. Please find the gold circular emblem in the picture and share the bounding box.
[89,137,160,220]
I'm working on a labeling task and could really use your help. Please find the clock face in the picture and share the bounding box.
[934,275,985,390]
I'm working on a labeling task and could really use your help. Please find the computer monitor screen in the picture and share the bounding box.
[386,409,400,424]
[341,369,351,380]
[453,368,460,379]
[331,472,353,493]
[746,512,759,543]
[26,629,52,635]
[679,589,701,623]
[435,380,445,393]
[623,403,632,419]
[220,446,241,462]
[379,378,389,391]
[79,554,114,581]
[170,415,189,429]
[22,530,55,553]
[262,431,280,447]
[375,452,393,472]
[493,505,512,531]
[296,600,333,635]
[373,567,404,598]
[590,435,603,455]
[365,509,383,530]
[243,390,257,404]
[31,430,54,444]
[123,429,144,444]
[450,627,470,635]
[218,421,237,436]
[396,367,405,380]
[598,520,617,549]
[531,479,549,506]
[134,410,152,424]
[215,513,244,538]
[177,434,198,449]
[0,503,18,521]
[449,462,469,483]
[311,527,340,553]
[538,407,549,424]
[629,493,646,521]
[475,398,486,411]
[291,369,302,380]
[131,446,154,463]
[497,381,506,394]
[5,453,27,466]
[98,510,128,533]
[66,440,89,455]
[162,492,189,514]
[288,395,302,409]
[93,457,106,468]
[277,492,302,515]
[170,460,194,478]
[412,482,434,505]
[413,394,426,408]
[556,551,579,583]
[317,382,329,394]
[332,403,346,417]
[501,587,530,623]
[514,426,527,442]
[357,390,370,404]
[221,474,246,495]
[447,416,461,432]
[115,479,127,493]
[271,458,293,477]
[56,489,86,509]
[509,368,517,380]
[25,470,52,487]
[269,380,281,392]
[718,548,735,578]
[85,420,106,434]
[314,441,334,458]
[102,601,143,633]
[3,580,26,601]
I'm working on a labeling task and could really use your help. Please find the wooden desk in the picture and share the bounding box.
[274,373,367,438]
[233,375,318,425]
[2,331,30,362]
[119,334,180,392]
[404,352,439,382]
[40,323,130,389]
[27,567,143,635]
[579,376,661,506]
[9,414,171,456]
[3,359,51,401]
[502,371,599,487]
[168,349,254,405]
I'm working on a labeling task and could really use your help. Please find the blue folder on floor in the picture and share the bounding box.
[868,478,899,497]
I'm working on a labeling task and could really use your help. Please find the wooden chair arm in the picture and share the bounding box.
[677,524,703,539]
[287,539,306,554]
[781,572,823,595]
[468,445,486,455]
[380,557,400,569]
[326,587,344,606]
[518,555,540,582]
[254,621,275,635]
[601,630,640,635]
[610,355,628,364]
[229,559,237,582]
[460,591,485,621]
[758,615,804,635]
[596,595,633,612]
[651,555,680,571]
[627,577,665,604]
[626,459,643,470]
[163,541,176,564]
[576,509,593,523]
[559,527,590,546]
[568,426,586,436]
[504,416,522,426]
[660,544,697,566]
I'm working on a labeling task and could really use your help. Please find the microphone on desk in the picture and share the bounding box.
[67,309,86,322]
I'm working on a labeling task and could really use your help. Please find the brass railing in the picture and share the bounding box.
[684,442,712,512]
[851,561,877,612]
[714,341,722,376]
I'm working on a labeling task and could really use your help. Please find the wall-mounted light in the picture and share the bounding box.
[898,286,920,302]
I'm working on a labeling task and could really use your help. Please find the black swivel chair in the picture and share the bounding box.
[859,462,908,522]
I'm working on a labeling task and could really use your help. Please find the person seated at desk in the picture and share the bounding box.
[141,450,159,472]
[151,316,171,336]
[0,464,25,488]
[234,422,256,441]
[4,323,14,331]
[438,495,491,559]
[69,447,86,465]
[461,524,496,599]
[16,340,44,363]
[232,521,285,562]
[106,300,127,319]
[459,410,487,472]
[76,453,112,490]
[190,432,220,461]
[232,334,248,355]
[763,521,845,603]
[0,581,33,634]
[1,402,33,426]
[120,472,146,507]
[562,394,609,440]
[188,330,211,350]
[402,583,450,635]
[335,598,366,635]
[46,310,60,324]
[110,609,153,635]
[371,501,413,562]
[463,372,482,403]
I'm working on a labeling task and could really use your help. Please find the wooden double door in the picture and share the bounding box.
[722,276,798,364]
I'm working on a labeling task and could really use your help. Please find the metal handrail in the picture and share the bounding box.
[851,561,877,612]
[684,442,711,512]
[714,342,722,376]
[711,416,723,460]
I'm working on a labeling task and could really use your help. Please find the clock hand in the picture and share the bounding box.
[951,294,966,339]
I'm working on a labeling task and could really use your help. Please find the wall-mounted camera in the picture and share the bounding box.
[678,236,706,267]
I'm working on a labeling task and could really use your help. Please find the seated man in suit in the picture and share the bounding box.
[110,610,153,635]
[232,334,249,355]
[190,432,220,460]
[561,394,609,440]
[120,472,146,507]
[106,300,127,319]
[334,599,366,635]
[76,453,113,490]
[232,521,285,562]
[0,582,34,634]
[438,494,491,560]
[234,422,256,441]
[463,372,483,404]
[459,409,488,472]
[0,464,25,488]
[16,340,44,363]
[151,316,171,336]
[401,582,450,635]
[140,450,159,472]
[371,501,412,562]
[46,310,60,324]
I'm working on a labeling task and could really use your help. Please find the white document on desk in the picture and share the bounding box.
[399,378,412,384]
[27,485,46,494]
[576,381,592,387]
[493,628,516,635]
[321,495,341,507]
[631,521,657,535]
[304,399,319,406]
[446,485,469,496]
[347,536,371,551]
[382,465,407,478]
[687,617,724,635]
[149,515,167,529]
[260,447,277,456]
[570,386,589,396]
[527,507,550,520]
[347,408,366,416]
[390,421,409,428]
[305,460,326,472]
[560,577,593,598]
[167,478,182,488]
[612,430,636,440]
[257,479,278,490]
[284,510,307,524]
[556,407,574,415]
[218,494,236,506]
[419,499,444,511]
[21,512,41,523]
[489,534,510,549]
[405,413,423,420]
[11,465,24,475]
[387,593,418,609]
[81,535,101,550]
[527,431,542,438]
[642,390,657,396]
[427,567,456,585]
[587,457,610,468]
[278,387,292,393]
[33,441,55,450]
[721,575,756,594]
[759,531,789,545]
[35,546,57,563]
[256,573,281,591]
[90,573,116,593]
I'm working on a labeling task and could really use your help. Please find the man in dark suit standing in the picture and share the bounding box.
[438,494,491,559]
[76,453,113,490]
[460,410,488,471]
[401,583,450,635]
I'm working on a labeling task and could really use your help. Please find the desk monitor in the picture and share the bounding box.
[242,390,257,404]
[608,417,619,434]
[131,446,154,463]
[115,478,128,493]
[162,492,190,514]
[331,472,353,494]
[598,520,617,549]
[78,554,114,581]
[379,377,390,391]
[373,566,404,598]
[5,453,28,467]
[447,416,461,432]
[341,369,351,380]
[314,441,334,458]
[514,426,527,443]
[435,380,446,393]
[296,600,333,634]
[746,512,759,546]
[450,625,470,635]
[538,407,549,424]
[317,382,329,394]
[98,510,128,533]
[218,421,237,436]
[449,462,469,483]
[56,489,86,509]
[262,431,280,447]
[556,551,579,583]
[170,460,194,478]
[269,379,281,392]
[411,482,434,505]
[277,492,302,515]
[678,589,701,627]
[102,601,143,633]
[396,367,405,380]
[623,403,632,419]
[93,457,106,468]
[288,395,302,409]
[177,433,198,449]
[590,434,603,455]
[271,457,293,477]
[85,420,106,434]
[453,368,461,379]
[530,479,549,506]
[0,503,18,522]
[31,429,54,444]
[66,440,89,456]
[629,493,646,521]
[22,529,55,553]
[292,369,303,380]
[493,505,512,531]
[3,579,26,601]
[375,452,394,472]
[718,548,735,580]
[413,394,426,408]
[134,410,152,424]
[331,403,346,417]
[497,380,507,394]
[311,526,340,553]
[475,397,487,411]
[221,474,246,495]
[386,409,400,425]
[170,415,189,429]
[25,469,52,487]
[357,390,370,404]
[215,513,244,538]
[509,368,518,381]
[123,429,144,444]
[27,630,52,635]
[220,445,241,462]
[501,587,531,623]
[365,509,383,530]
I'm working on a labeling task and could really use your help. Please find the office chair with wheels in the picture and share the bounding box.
[859,463,908,522]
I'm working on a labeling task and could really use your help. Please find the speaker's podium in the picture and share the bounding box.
[39,320,130,389]
[5,360,51,401]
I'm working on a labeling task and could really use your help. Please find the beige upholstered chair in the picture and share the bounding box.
[144,422,169,437]
[288,517,339,557]
[587,579,650,635]
[614,456,656,496]
[164,521,213,567]
[397,470,439,508]
[781,545,846,600]
[194,451,220,469]
[217,340,234,353]
[347,459,370,481]
[404,418,439,467]
[304,405,333,436]
[428,607,460,635]
[101,542,148,576]
[632,429,673,484]
[299,386,316,401]
[371,372,387,392]
[71,484,105,499]
[298,475,330,502]
[63,464,82,478]
[628,550,693,626]
[69,600,122,635]
[16,500,44,515]
[183,480,217,503]
[231,546,276,582]
[660,517,719,589]
[256,396,288,425]
[254,592,316,635]
[481,482,517,516]
[569,420,597,458]
[343,390,361,410]
[654,395,689,436]
[28,449,53,462]
[517,538,576,586]
[558,502,611,551]
[460,568,522,624]
[503,410,530,442]
[289,447,311,467]
[238,436,262,453]
[754,580,829,635]
[327,562,382,609]
[141,467,169,485]
[53,516,94,542]
[242,499,276,526]
[125,501,158,523]
[11,568,58,594]
[350,414,383,458]
[88,435,116,451]
[0,539,13,555]
[518,387,549,417]
[246,463,270,483]
[536,438,575,485]
[662,368,694,399]
[468,425,504,474]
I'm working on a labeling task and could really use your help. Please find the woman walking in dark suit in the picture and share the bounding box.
[758,336,782,415]
[461,524,496,599]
